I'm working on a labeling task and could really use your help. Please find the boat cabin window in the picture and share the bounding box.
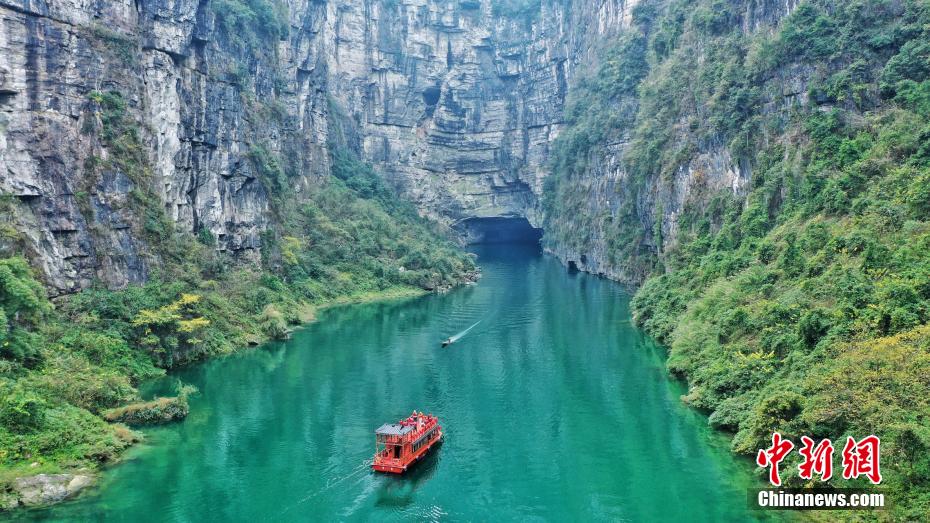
[393,445,401,459]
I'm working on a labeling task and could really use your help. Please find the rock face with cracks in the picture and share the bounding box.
[0,0,633,294]
[2,473,93,509]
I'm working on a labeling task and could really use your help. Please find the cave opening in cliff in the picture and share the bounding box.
[455,217,543,245]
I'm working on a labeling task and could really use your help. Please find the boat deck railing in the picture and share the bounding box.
[374,414,440,467]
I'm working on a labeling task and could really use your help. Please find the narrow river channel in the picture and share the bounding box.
[23,244,767,521]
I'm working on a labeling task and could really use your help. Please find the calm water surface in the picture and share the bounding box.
[23,245,769,521]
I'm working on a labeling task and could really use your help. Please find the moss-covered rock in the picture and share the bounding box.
[102,392,191,426]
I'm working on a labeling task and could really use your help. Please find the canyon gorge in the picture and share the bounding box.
[3,0,930,517]
[1,0,803,291]
[0,0,621,293]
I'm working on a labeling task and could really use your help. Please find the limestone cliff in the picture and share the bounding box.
[540,0,813,283]
[0,0,635,294]
[1,0,326,293]
[316,0,632,227]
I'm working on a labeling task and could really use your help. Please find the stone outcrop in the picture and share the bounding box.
[2,473,94,509]
[0,0,634,294]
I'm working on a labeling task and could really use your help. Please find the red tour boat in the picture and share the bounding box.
[372,411,443,474]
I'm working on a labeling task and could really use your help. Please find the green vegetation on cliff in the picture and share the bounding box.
[545,0,930,516]
[212,0,289,51]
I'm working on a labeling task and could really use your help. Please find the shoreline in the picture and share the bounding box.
[0,281,466,512]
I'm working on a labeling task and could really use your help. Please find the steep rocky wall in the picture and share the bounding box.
[302,0,636,226]
[1,0,144,293]
[0,0,633,294]
[0,0,328,294]
[544,141,755,284]
[542,0,807,284]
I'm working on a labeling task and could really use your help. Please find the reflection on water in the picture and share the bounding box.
[374,441,442,510]
[21,244,772,522]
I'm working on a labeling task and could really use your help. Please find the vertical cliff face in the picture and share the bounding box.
[0,0,636,294]
[540,0,807,284]
[315,0,634,227]
[0,0,327,293]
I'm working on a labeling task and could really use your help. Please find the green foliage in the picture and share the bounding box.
[330,149,396,205]
[0,264,152,468]
[256,143,475,296]
[0,385,46,433]
[212,0,289,52]
[542,0,930,514]
[0,401,138,467]
[880,39,930,96]
[0,258,49,366]
[102,385,195,425]
[258,304,288,340]
[249,144,288,195]
[691,0,736,36]
[196,227,216,247]
[631,103,930,509]
[130,294,211,367]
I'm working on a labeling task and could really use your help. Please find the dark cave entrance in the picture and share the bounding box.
[455,217,543,245]
[422,86,441,106]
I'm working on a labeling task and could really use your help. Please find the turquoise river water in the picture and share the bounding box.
[21,244,775,522]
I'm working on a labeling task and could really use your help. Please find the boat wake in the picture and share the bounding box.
[277,459,373,517]
[444,320,481,346]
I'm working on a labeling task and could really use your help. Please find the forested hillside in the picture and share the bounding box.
[543,0,930,516]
